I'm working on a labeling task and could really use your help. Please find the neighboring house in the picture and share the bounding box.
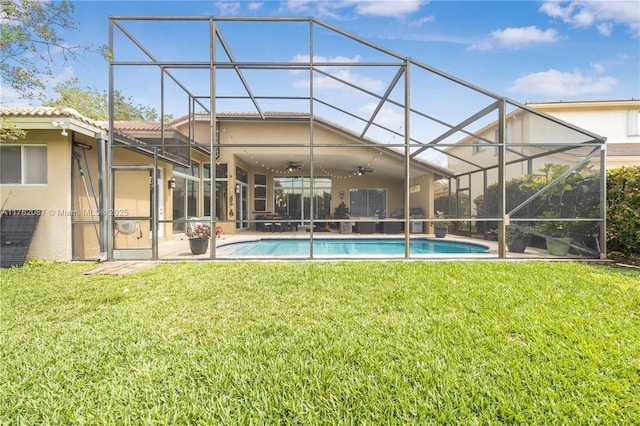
[446,99,638,216]
[526,100,640,169]
[1,107,449,262]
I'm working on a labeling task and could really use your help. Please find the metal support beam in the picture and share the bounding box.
[600,144,607,258]
[404,60,411,258]
[361,67,405,139]
[216,27,264,119]
[309,19,315,258]
[497,100,506,258]
[152,149,158,260]
[107,18,115,261]
[411,100,499,158]
[210,17,217,260]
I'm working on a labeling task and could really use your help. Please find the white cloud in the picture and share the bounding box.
[1,66,75,107]
[291,54,386,93]
[290,53,361,74]
[247,2,263,11]
[215,2,241,15]
[353,0,425,17]
[0,86,30,107]
[492,26,559,49]
[358,102,405,131]
[590,63,605,73]
[539,1,640,37]
[294,70,386,93]
[292,54,362,66]
[283,0,425,18]
[471,26,559,50]
[597,22,613,36]
[508,68,618,97]
[358,102,405,130]
[411,15,436,27]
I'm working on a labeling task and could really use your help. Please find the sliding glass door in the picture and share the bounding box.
[274,176,331,224]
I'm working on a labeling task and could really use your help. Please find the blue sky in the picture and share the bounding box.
[6,0,640,119]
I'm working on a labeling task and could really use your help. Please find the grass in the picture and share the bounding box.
[1,261,639,424]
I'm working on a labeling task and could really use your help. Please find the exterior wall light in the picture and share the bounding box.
[52,121,70,136]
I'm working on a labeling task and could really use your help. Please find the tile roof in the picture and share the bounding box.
[168,111,310,126]
[1,106,182,135]
[107,120,173,132]
[0,106,106,130]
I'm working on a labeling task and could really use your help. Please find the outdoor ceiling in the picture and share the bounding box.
[231,148,414,181]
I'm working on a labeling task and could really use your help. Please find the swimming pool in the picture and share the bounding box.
[217,238,489,256]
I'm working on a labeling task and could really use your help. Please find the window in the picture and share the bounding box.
[349,188,387,217]
[203,163,228,220]
[506,122,513,143]
[273,176,331,221]
[0,145,47,184]
[172,161,200,234]
[254,173,267,212]
[628,110,640,136]
[472,140,485,155]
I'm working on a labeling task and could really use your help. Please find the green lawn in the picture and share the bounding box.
[2,261,639,424]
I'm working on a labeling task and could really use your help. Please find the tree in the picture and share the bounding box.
[1,0,82,100]
[42,77,171,122]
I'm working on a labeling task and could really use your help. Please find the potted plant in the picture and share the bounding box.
[334,202,351,234]
[432,211,449,238]
[188,223,211,255]
[188,224,223,254]
[537,211,572,256]
[523,163,599,256]
[506,226,529,253]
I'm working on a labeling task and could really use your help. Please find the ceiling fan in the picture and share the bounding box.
[285,162,302,172]
[355,166,373,175]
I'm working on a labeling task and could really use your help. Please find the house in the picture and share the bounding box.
[445,99,638,218]
[1,17,614,262]
[0,106,196,261]
[526,100,640,169]
[168,111,447,233]
[1,106,448,262]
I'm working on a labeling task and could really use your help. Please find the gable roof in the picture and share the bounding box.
[170,111,454,177]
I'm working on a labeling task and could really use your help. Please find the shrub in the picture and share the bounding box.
[607,166,640,256]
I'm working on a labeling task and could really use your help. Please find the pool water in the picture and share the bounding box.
[218,238,488,256]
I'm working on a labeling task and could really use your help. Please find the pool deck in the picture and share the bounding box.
[153,229,553,261]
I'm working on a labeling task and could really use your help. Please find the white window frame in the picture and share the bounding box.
[0,144,47,185]
[628,110,640,136]
[254,173,267,212]
[472,140,486,155]
[349,188,387,217]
